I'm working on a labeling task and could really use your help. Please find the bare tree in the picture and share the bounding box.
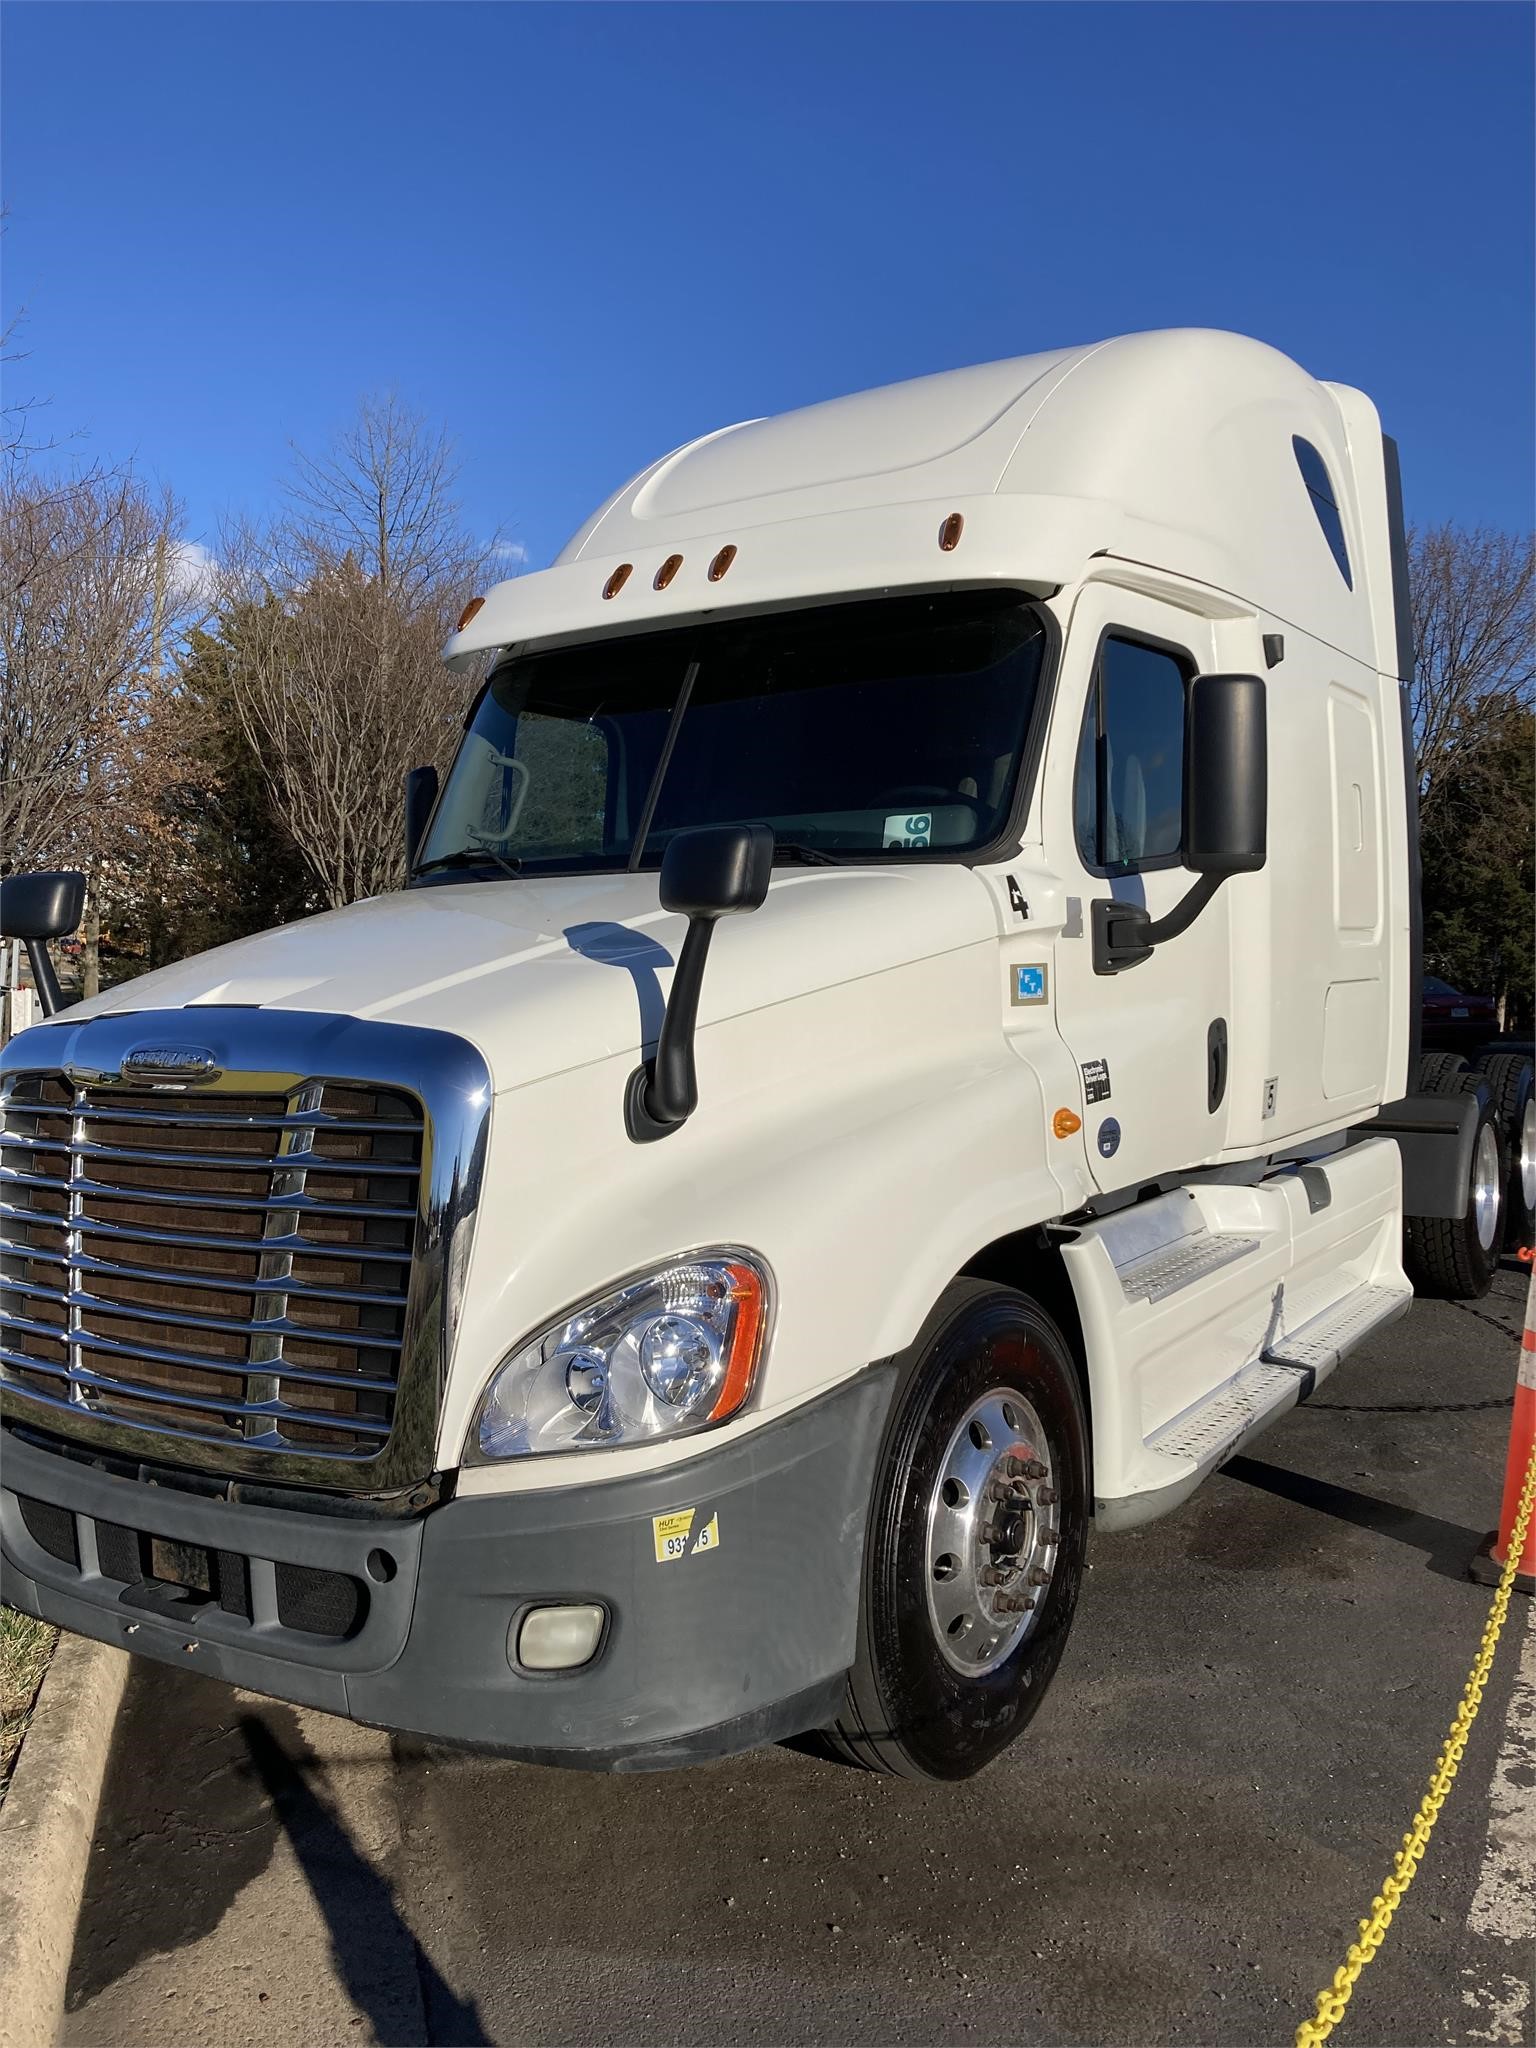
[0,468,192,857]
[1409,523,1535,847]
[219,396,489,907]
[283,392,487,610]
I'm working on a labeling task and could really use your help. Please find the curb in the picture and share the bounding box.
[0,1633,130,2048]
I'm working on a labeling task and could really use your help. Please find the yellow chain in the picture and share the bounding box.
[1295,1435,1536,2047]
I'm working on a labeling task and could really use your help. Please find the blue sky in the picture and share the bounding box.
[4,2,1532,572]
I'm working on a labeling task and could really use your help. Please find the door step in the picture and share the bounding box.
[1084,1189,1263,1307]
[1148,1358,1305,1465]
[1130,1276,1414,1517]
[1261,1281,1410,1376]
[1118,1230,1260,1306]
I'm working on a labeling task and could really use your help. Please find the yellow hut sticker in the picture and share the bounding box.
[652,1507,720,1563]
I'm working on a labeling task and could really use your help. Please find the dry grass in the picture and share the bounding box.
[0,1604,56,1804]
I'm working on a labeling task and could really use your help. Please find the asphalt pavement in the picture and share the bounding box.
[61,1259,1535,2048]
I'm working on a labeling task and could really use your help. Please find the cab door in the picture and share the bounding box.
[1042,587,1236,1192]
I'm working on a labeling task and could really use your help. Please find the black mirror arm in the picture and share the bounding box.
[1092,872,1225,975]
[1141,871,1222,946]
[625,916,717,1142]
[24,939,64,1018]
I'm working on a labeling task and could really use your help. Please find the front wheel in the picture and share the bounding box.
[824,1280,1089,1780]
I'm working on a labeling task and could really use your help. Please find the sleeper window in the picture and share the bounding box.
[1294,436,1353,588]
[1074,636,1189,872]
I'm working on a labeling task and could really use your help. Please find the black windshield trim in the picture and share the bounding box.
[416,590,1061,880]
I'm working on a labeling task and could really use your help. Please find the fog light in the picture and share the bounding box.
[514,1603,606,1672]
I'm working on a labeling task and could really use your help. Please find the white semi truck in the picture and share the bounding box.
[3,329,1530,1780]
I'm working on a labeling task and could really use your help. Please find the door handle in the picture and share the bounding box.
[1208,1018,1229,1114]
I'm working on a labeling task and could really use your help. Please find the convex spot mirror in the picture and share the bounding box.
[0,871,86,942]
[1,870,86,1019]
[627,824,775,1141]
[659,821,775,920]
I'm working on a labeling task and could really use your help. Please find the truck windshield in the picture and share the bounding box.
[419,588,1047,875]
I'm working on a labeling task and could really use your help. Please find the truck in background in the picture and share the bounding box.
[3,329,1532,1780]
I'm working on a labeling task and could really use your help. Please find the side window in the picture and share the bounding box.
[1073,636,1190,872]
[1294,436,1353,588]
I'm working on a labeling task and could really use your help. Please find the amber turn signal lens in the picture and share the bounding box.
[1052,1108,1082,1139]
[456,596,486,633]
[603,563,633,600]
[654,554,684,591]
[939,512,964,552]
[707,1260,769,1422]
[708,545,737,583]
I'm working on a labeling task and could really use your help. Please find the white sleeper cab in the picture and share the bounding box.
[4,330,1529,1779]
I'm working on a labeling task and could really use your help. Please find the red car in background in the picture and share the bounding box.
[1422,973,1500,1051]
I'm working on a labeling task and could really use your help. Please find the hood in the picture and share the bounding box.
[59,867,995,1092]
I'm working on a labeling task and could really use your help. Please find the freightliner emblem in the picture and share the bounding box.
[121,1043,222,1082]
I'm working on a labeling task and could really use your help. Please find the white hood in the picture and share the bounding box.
[62,867,995,1093]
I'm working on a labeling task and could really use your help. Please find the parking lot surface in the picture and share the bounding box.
[62,1262,1535,2047]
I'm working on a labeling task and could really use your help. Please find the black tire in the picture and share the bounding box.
[1476,1052,1535,1248]
[1403,1077,1507,1299]
[1417,1050,1469,1093]
[824,1279,1089,1781]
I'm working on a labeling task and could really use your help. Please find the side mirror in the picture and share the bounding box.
[626,824,775,1142]
[405,765,439,872]
[1093,674,1266,975]
[1185,673,1267,875]
[0,870,86,1017]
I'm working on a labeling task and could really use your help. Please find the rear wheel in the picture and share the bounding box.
[825,1280,1089,1780]
[1476,1052,1535,1249]
[1417,1050,1469,1093]
[1403,1065,1507,1298]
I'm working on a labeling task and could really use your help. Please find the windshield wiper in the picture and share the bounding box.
[772,840,842,867]
[414,843,523,882]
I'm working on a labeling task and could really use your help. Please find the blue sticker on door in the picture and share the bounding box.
[1012,964,1048,1006]
[1096,1117,1121,1159]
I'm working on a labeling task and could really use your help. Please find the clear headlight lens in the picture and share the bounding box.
[471,1252,770,1461]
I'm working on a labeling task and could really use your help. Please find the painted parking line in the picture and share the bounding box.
[1461,1598,1536,2044]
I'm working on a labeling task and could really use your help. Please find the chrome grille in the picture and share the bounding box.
[0,1072,424,1464]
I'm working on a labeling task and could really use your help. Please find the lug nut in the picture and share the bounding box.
[1037,1485,1058,1506]
[979,1566,1010,1587]
[1028,1566,1051,1586]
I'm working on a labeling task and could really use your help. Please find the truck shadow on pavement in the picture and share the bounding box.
[1223,1454,1486,1582]
[65,1667,488,2045]
[240,1715,489,2046]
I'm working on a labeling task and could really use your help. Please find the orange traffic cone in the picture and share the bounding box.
[1470,1265,1536,1595]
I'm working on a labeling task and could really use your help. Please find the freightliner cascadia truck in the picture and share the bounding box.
[4,329,1532,1780]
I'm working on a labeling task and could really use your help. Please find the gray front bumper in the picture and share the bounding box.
[1,1367,893,1771]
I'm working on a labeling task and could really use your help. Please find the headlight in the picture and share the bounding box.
[470,1251,771,1461]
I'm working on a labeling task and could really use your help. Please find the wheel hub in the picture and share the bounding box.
[1472,1120,1502,1252]
[925,1388,1059,1675]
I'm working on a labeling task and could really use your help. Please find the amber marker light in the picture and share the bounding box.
[456,596,486,633]
[1052,1108,1082,1139]
[654,554,684,591]
[603,564,633,600]
[939,512,965,552]
[707,1260,769,1422]
[708,544,737,582]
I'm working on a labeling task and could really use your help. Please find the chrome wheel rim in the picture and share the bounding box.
[925,1387,1059,1676]
[1521,1096,1535,1215]
[1473,1121,1502,1251]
